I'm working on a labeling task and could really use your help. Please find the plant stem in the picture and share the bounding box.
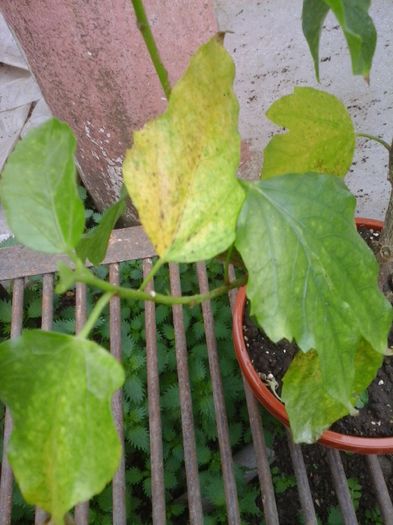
[78,292,114,339]
[76,266,246,306]
[131,0,172,99]
[377,138,393,299]
[224,244,234,285]
[139,257,164,291]
[356,133,391,152]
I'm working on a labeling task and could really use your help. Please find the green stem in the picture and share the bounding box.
[356,133,391,152]
[78,292,114,339]
[224,244,234,285]
[131,0,172,99]
[139,258,164,291]
[75,265,246,306]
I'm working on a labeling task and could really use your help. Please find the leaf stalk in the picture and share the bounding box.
[139,257,164,291]
[74,265,246,306]
[356,132,391,152]
[78,292,114,339]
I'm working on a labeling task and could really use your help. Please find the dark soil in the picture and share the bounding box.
[244,225,393,438]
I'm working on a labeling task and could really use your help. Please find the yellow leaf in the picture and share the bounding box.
[123,36,244,262]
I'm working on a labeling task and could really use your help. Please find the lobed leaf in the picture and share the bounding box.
[282,340,382,442]
[302,0,377,80]
[123,36,244,263]
[261,87,355,179]
[0,119,84,254]
[235,173,392,411]
[0,330,124,523]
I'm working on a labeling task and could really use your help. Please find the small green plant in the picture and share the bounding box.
[0,0,391,523]
[347,477,362,511]
[327,506,344,525]
[365,506,383,525]
[271,466,297,495]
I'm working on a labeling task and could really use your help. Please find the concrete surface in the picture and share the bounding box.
[215,0,393,220]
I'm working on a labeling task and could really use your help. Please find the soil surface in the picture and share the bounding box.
[244,226,393,438]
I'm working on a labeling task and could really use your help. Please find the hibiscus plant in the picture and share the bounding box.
[0,0,392,523]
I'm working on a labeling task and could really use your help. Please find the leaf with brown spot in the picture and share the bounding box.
[123,36,244,263]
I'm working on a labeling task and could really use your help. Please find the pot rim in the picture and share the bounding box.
[232,217,393,454]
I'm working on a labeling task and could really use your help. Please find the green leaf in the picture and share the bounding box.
[204,475,225,507]
[96,485,112,512]
[327,506,345,525]
[302,0,330,81]
[76,197,125,265]
[262,87,355,179]
[170,502,186,517]
[235,174,392,409]
[282,340,382,443]
[124,375,145,404]
[0,299,12,323]
[56,262,77,294]
[0,330,124,523]
[27,297,42,319]
[239,487,260,516]
[196,444,211,465]
[161,384,179,410]
[123,35,244,263]
[52,318,76,335]
[0,119,84,254]
[302,0,376,79]
[127,425,149,452]
[126,467,144,486]
[326,0,376,78]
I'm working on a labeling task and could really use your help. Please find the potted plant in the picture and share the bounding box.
[231,3,393,454]
[0,0,392,522]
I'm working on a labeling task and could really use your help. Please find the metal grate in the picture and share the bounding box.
[0,226,392,525]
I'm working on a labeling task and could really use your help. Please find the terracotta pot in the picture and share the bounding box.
[232,218,393,454]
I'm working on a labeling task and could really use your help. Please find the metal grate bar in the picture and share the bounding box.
[35,274,54,524]
[366,455,393,524]
[74,283,89,525]
[143,259,166,524]
[0,278,24,525]
[242,380,280,525]
[227,269,279,525]
[326,448,358,525]
[109,264,127,525]
[196,262,241,525]
[286,432,318,525]
[41,274,54,331]
[169,263,204,524]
